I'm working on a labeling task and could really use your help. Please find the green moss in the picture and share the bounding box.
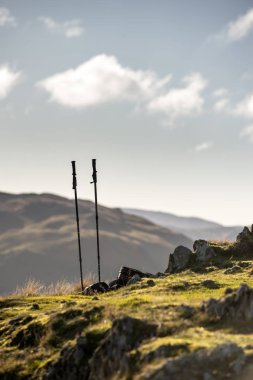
[10,322,45,348]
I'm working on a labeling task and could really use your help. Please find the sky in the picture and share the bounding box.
[1,0,253,226]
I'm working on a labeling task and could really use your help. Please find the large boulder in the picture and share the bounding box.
[193,240,216,264]
[165,246,193,274]
[202,284,253,321]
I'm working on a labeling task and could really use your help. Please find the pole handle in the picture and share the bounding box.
[71,161,77,189]
[91,158,97,184]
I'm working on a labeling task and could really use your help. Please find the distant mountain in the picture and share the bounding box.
[123,208,243,242]
[0,192,192,294]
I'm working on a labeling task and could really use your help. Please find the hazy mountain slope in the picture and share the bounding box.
[124,208,242,241]
[0,193,192,294]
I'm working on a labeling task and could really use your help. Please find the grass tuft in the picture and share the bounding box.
[12,274,96,297]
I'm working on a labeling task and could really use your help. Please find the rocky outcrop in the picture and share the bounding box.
[88,316,157,379]
[165,239,220,274]
[236,226,252,242]
[43,335,91,380]
[193,239,216,263]
[141,343,245,380]
[165,246,193,273]
[203,284,253,321]
[234,225,253,258]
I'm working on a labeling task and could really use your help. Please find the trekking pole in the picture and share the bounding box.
[71,161,84,292]
[90,159,101,282]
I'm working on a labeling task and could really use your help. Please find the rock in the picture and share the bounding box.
[10,322,45,348]
[165,246,193,273]
[83,282,109,296]
[203,284,253,321]
[127,274,141,285]
[117,266,152,285]
[236,226,251,242]
[43,330,106,380]
[31,303,40,310]
[9,315,33,326]
[108,279,123,290]
[238,261,251,268]
[178,305,195,319]
[88,316,157,379]
[141,343,245,380]
[171,281,190,291]
[44,336,89,379]
[205,266,216,272]
[146,279,155,287]
[234,226,253,258]
[141,342,189,364]
[193,240,216,264]
[225,287,233,295]
[224,265,243,274]
[154,272,166,278]
[201,280,220,289]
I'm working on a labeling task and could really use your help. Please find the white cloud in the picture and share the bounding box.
[39,17,84,38]
[212,88,228,98]
[213,98,229,112]
[37,54,171,108]
[147,73,207,122]
[234,94,253,119]
[227,8,253,41]
[0,65,21,100]
[194,141,213,152]
[0,7,16,27]
[240,124,253,142]
[232,93,253,143]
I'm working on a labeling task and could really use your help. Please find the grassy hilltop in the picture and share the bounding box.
[1,255,253,379]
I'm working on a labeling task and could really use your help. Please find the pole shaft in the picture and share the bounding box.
[71,161,84,292]
[74,188,84,291]
[94,181,101,282]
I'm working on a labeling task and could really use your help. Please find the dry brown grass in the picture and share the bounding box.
[14,278,44,296]
[208,240,234,246]
[13,274,96,296]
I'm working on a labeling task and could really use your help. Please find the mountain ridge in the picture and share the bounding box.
[0,192,192,294]
[123,208,242,241]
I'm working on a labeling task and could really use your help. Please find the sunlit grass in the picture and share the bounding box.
[1,263,253,379]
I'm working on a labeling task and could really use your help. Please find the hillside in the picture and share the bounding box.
[1,261,253,379]
[124,208,242,241]
[0,192,192,294]
[1,225,253,379]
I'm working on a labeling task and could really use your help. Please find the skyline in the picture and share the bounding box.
[1,1,253,225]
